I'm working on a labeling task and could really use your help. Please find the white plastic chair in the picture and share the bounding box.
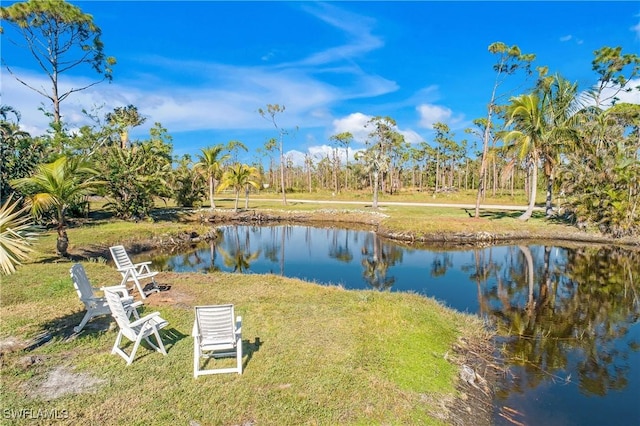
[109,245,160,299]
[192,304,243,377]
[70,263,142,333]
[104,287,168,365]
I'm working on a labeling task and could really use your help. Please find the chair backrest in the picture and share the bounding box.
[70,263,95,302]
[110,245,134,270]
[104,288,133,332]
[195,305,236,344]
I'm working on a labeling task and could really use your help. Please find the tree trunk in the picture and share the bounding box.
[56,228,69,257]
[475,101,495,218]
[209,175,216,210]
[545,173,554,217]
[519,158,538,221]
[519,245,536,313]
[372,171,379,209]
[344,148,349,191]
[279,145,287,205]
[435,150,440,193]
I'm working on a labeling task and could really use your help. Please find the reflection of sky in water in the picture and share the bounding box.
[159,225,520,313]
[152,225,640,426]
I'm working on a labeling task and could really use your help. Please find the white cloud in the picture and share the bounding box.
[417,104,452,128]
[559,34,583,45]
[632,14,640,38]
[285,144,361,168]
[284,150,307,168]
[578,78,640,109]
[331,112,371,143]
[295,2,383,67]
[399,129,424,144]
[331,112,425,147]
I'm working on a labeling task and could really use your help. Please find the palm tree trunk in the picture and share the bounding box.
[56,207,69,257]
[209,175,215,210]
[545,174,554,217]
[57,228,69,257]
[519,159,538,221]
[519,245,535,313]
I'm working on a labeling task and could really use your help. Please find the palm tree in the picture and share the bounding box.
[0,195,38,275]
[217,164,260,212]
[106,105,147,149]
[194,145,229,210]
[11,156,102,256]
[537,75,580,216]
[503,94,546,221]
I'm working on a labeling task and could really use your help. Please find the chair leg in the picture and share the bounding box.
[194,337,201,378]
[132,276,147,299]
[144,328,167,356]
[112,331,134,364]
[236,339,243,374]
[112,331,124,355]
[74,311,93,333]
[126,335,144,366]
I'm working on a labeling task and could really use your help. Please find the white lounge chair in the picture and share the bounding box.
[70,263,142,333]
[109,245,160,299]
[104,287,168,365]
[193,304,243,377]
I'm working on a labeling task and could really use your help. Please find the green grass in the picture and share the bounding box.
[0,221,487,425]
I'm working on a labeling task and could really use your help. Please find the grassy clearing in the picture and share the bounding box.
[0,221,487,425]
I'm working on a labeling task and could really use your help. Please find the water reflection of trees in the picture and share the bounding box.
[218,226,261,273]
[360,232,403,290]
[329,229,354,263]
[476,245,640,399]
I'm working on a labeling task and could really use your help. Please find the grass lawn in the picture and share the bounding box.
[0,219,489,425]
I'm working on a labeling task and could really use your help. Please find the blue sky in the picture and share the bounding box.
[2,1,639,166]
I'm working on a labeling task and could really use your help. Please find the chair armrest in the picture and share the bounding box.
[101,285,132,299]
[101,284,128,292]
[192,321,199,338]
[129,312,161,328]
[135,262,155,275]
[82,296,107,307]
[236,316,242,335]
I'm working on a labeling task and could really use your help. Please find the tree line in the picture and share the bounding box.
[1,0,639,267]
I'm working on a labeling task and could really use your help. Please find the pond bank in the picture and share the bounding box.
[170,208,639,248]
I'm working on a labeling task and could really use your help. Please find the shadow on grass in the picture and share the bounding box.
[25,310,188,357]
[471,210,548,220]
[242,337,263,371]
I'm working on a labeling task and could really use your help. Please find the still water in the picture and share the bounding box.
[148,225,640,426]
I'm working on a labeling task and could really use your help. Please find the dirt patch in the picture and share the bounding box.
[145,286,195,310]
[25,365,106,400]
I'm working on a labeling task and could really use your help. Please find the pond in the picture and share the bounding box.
[145,224,640,426]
